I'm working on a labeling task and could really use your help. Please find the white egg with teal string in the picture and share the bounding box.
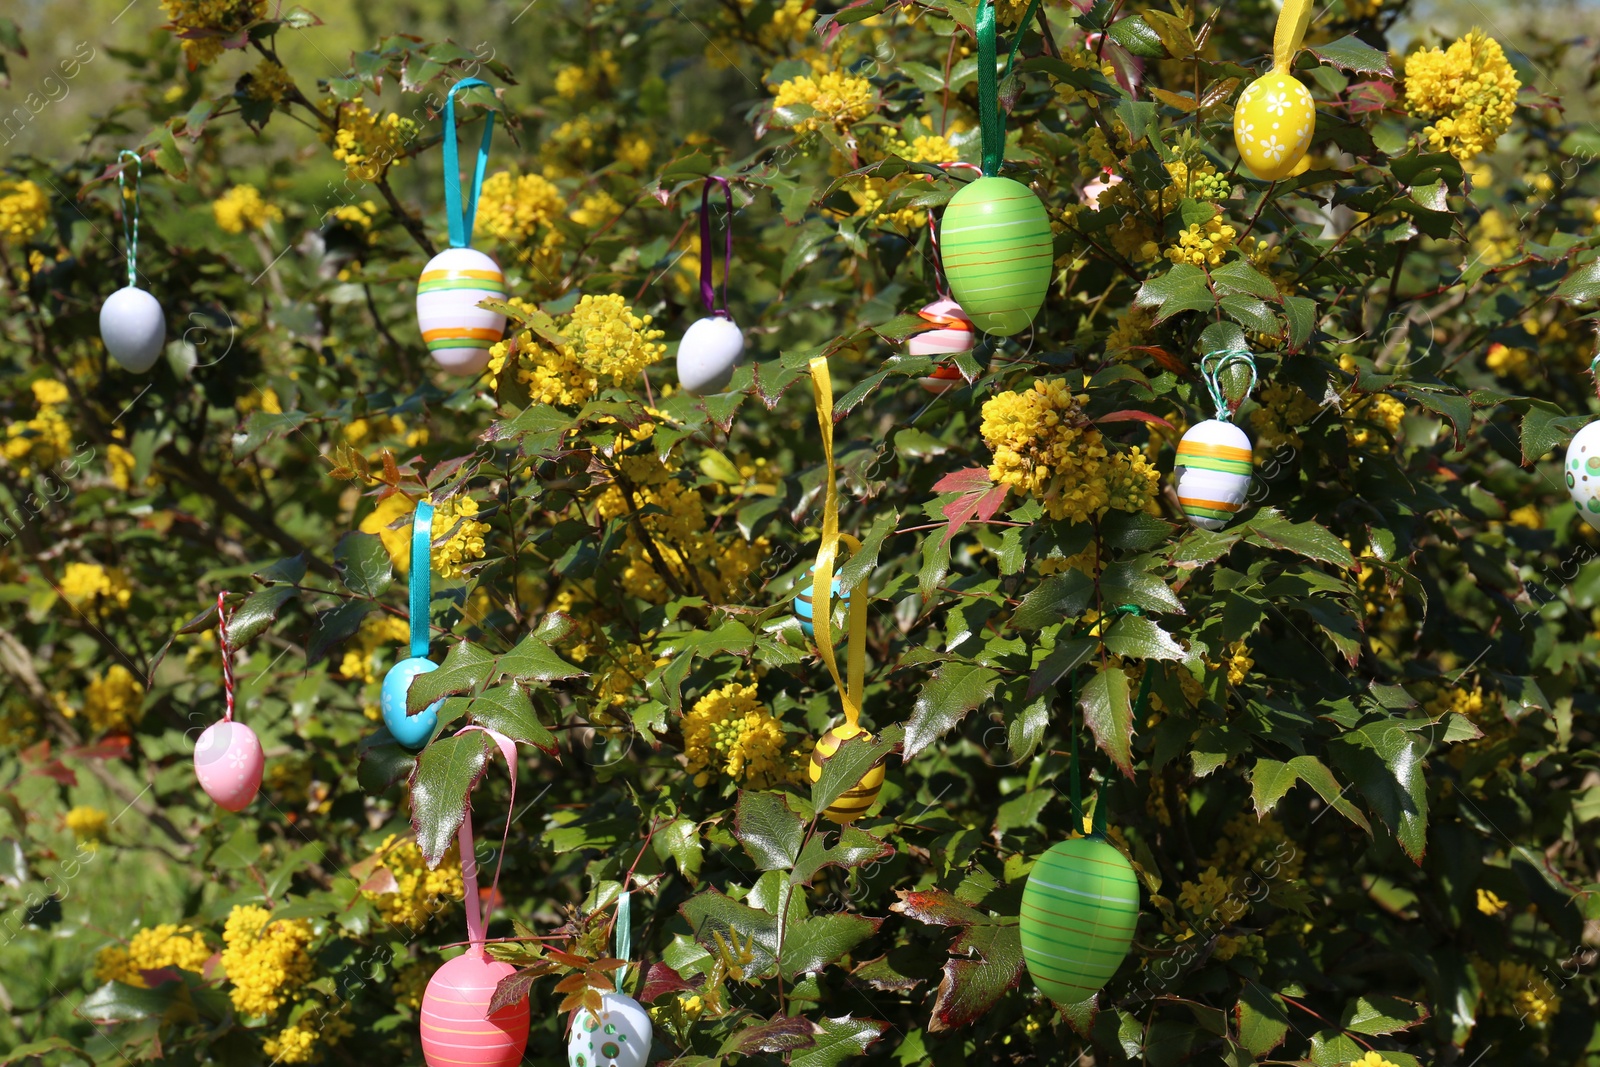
[416,78,507,376]
[1174,348,1258,531]
[99,150,167,374]
[567,891,652,1067]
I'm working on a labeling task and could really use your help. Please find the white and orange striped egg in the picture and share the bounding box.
[1173,419,1254,530]
[909,299,975,394]
[416,247,508,375]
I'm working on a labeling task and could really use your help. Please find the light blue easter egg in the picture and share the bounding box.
[382,656,443,751]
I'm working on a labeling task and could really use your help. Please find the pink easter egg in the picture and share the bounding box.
[421,950,530,1067]
[193,720,263,812]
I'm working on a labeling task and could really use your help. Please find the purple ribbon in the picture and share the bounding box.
[699,175,733,317]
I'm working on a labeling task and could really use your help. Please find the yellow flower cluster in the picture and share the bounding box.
[108,443,137,491]
[1426,685,1487,721]
[159,0,267,65]
[3,380,72,477]
[980,379,1159,523]
[772,71,876,133]
[325,98,420,182]
[0,179,48,242]
[244,58,294,103]
[1485,341,1532,378]
[1217,641,1253,686]
[327,200,378,232]
[474,170,566,264]
[263,1022,317,1063]
[1345,392,1406,452]
[570,190,623,229]
[1476,887,1509,915]
[851,131,962,229]
[339,611,411,691]
[1207,811,1302,882]
[1249,381,1320,452]
[1166,218,1239,267]
[362,834,464,929]
[432,495,492,580]
[1404,30,1521,162]
[1506,503,1543,529]
[58,562,133,613]
[683,683,790,788]
[95,924,212,987]
[212,185,283,235]
[1474,958,1561,1025]
[491,294,667,410]
[1176,867,1248,923]
[220,905,315,1017]
[553,50,620,99]
[65,805,109,841]
[1106,306,1154,353]
[1352,1054,1402,1067]
[593,642,658,710]
[77,664,146,734]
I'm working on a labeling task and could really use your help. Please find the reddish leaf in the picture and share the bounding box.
[725,1016,818,1055]
[889,889,986,929]
[1094,410,1178,433]
[359,868,400,895]
[929,922,1025,1032]
[1346,80,1396,115]
[931,466,994,494]
[640,962,696,1003]
[939,484,1011,546]
[65,736,132,761]
[1127,345,1192,378]
[489,971,536,1014]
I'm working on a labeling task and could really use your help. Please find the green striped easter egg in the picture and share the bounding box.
[938,176,1053,337]
[1020,836,1140,1005]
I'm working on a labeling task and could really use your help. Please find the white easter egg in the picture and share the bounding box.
[1233,72,1315,181]
[416,247,508,375]
[99,286,166,373]
[193,720,264,812]
[567,992,652,1067]
[1564,420,1600,532]
[909,298,975,394]
[1173,419,1253,530]
[677,314,744,395]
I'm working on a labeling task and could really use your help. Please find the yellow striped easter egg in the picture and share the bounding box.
[807,722,886,823]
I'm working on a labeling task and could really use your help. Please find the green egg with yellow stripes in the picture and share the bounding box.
[807,722,886,823]
[938,176,1053,337]
[1020,836,1140,1006]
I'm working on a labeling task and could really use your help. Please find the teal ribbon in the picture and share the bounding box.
[1199,346,1258,422]
[615,889,632,990]
[410,499,434,659]
[115,149,142,288]
[442,79,495,250]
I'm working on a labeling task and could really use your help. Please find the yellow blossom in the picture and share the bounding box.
[683,683,791,788]
[571,190,623,229]
[494,294,666,410]
[76,664,145,734]
[432,495,492,580]
[3,379,73,477]
[1404,30,1520,162]
[1485,341,1532,378]
[616,134,653,171]
[1473,958,1560,1025]
[243,57,294,102]
[220,904,315,1017]
[212,185,282,235]
[980,378,1159,523]
[65,805,109,841]
[95,924,213,987]
[1352,1053,1402,1067]
[58,562,133,613]
[160,0,266,65]
[107,444,137,491]
[338,612,412,687]
[0,180,49,242]
[1507,503,1542,529]
[360,494,414,571]
[1476,887,1509,915]
[772,71,875,133]
[1346,393,1406,452]
[475,170,565,247]
[1165,217,1238,267]
[1176,867,1248,923]
[1106,306,1154,353]
[324,97,420,182]
[361,834,464,929]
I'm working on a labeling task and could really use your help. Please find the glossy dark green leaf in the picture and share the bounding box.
[791,1016,890,1067]
[734,790,805,871]
[1081,664,1134,776]
[226,586,296,647]
[1307,33,1395,77]
[468,683,556,753]
[780,913,881,978]
[333,531,392,598]
[409,731,493,867]
[904,662,1000,761]
[1011,570,1094,629]
[408,640,497,712]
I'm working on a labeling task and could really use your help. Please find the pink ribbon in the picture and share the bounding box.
[453,724,518,951]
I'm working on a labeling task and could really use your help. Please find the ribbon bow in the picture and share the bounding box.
[442,79,496,250]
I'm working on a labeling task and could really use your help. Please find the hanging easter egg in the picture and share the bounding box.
[1173,419,1253,531]
[677,314,744,395]
[567,991,653,1067]
[807,722,885,823]
[193,720,264,812]
[908,299,975,394]
[421,950,530,1067]
[1233,72,1315,181]
[382,656,443,751]
[792,567,847,638]
[416,247,508,375]
[1564,421,1600,531]
[1020,836,1140,1005]
[99,286,166,373]
[938,177,1053,337]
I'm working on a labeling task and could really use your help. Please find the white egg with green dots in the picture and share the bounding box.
[567,992,651,1067]
[1565,421,1600,531]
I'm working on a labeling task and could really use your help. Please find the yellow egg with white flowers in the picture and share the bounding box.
[1232,71,1315,181]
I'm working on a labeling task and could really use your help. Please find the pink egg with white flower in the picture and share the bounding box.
[193,720,263,812]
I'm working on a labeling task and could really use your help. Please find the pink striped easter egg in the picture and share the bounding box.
[421,950,529,1067]
[193,720,263,812]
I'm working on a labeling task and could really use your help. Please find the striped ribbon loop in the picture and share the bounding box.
[116,149,142,289]
[808,358,869,728]
[410,499,435,659]
[442,78,496,250]
[1199,346,1258,422]
[699,176,734,317]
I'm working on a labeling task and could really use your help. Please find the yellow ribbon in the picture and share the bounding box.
[808,357,869,730]
[1272,0,1315,72]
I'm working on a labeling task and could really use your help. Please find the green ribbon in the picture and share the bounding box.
[975,0,1002,177]
[1066,604,1152,839]
[615,889,632,991]
[1200,346,1259,422]
[115,149,142,289]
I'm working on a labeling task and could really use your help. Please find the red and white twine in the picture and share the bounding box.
[217,591,237,722]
